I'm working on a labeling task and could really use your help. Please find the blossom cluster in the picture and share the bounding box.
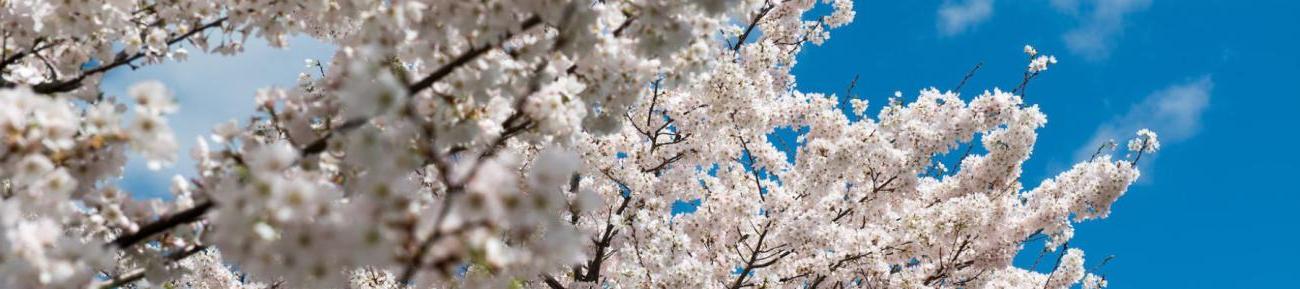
[0,83,180,288]
[0,0,1159,289]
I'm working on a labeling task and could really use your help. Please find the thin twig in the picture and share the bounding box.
[953,62,983,92]
[736,136,767,202]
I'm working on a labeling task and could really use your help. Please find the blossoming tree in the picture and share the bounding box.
[0,1,1158,288]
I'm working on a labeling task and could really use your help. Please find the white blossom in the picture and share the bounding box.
[1130,128,1161,153]
[0,1,1154,288]
[129,80,178,115]
[1029,54,1060,73]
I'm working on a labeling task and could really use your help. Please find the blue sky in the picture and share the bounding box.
[107,1,1299,288]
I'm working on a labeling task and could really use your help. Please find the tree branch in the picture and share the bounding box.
[728,220,790,289]
[1040,243,1071,289]
[31,17,228,94]
[1012,71,1040,96]
[398,110,537,284]
[302,15,543,159]
[406,15,542,96]
[98,245,210,289]
[109,200,215,249]
[299,117,368,157]
[0,39,63,75]
[736,136,766,202]
[98,269,145,289]
[732,0,775,52]
[577,190,633,282]
[542,274,567,289]
[953,62,983,92]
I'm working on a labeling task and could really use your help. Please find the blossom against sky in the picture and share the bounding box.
[105,37,334,198]
[792,1,1299,288]
[107,1,1300,288]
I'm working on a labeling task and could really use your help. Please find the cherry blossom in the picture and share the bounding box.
[0,1,1160,288]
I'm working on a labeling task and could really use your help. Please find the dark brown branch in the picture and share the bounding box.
[399,42,567,282]
[1090,255,1116,272]
[0,39,64,74]
[953,268,990,286]
[953,62,983,92]
[628,223,658,286]
[99,269,145,289]
[169,245,210,261]
[732,0,775,52]
[831,207,853,223]
[645,79,662,129]
[109,200,214,249]
[1132,137,1150,168]
[481,111,534,159]
[954,143,976,171]
[647,122,686,154]
[567,174,583,224]
[406,15,542,96]
[922,233,978,286]
[791,247,901,287]
[1,39,57,74]
[1040,243,1071,289]
[33,50,62,79]
[728,220,790,289]
[612,14,638,37]
[398,111,536,284]
[99,245,209,289]
[299,117,368,157]
[826,174,898,225]
[856,175,897,203]
[1088,140,1116,161]
[32,17,228,94]
[302,23,538,158]
[624,112,649,138]
[398,195,459,283]
[572,168,635,282]
[641,150,686,174]
[542,274,567,289]
[577,191,633,282]
[845,74,860,99]
[830,252,872,271]
[736,136,766,202]
[1011,71,1040,96]
[808,275,828,289]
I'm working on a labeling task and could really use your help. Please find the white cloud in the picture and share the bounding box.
[1055,0,1152,60]
[1075,76,1212,161]
[104,37,335,198]
[937,0,995,36]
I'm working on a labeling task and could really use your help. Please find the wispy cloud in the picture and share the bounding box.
[1075,76,1212,161]
[937,0,995,36]
[104,37,335,198]
[1054,0,1152,60]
